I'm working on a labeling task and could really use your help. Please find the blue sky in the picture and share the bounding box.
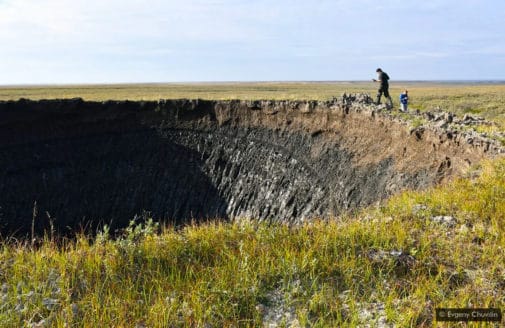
[1,0,504,84]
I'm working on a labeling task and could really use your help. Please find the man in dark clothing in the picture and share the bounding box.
[373,68,393,108]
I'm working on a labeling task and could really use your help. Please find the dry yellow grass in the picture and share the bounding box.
[2,82,504,126]
[0,82,503,102]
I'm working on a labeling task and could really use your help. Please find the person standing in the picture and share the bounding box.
[372,68,393,109]
[399,89,409,112]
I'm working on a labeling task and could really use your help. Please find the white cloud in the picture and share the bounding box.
[0,0,282,47]
[0,0,503,83]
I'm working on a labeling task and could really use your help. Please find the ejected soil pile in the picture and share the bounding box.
[0,96,501,234]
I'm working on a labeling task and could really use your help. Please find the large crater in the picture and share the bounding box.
[0,96,500,235]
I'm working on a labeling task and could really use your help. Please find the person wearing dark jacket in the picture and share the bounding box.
[373,68,393,109]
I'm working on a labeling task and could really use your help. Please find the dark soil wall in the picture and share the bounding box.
[0,98,496,235]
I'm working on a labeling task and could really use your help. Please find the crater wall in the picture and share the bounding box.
[0,97,499,234]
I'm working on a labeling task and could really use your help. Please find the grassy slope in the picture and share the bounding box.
[1,159,503,327]
[1,84,504,327]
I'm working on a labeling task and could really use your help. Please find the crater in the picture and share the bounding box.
[0,96,500,235]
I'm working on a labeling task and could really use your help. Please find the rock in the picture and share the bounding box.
[42,298,59,311]
[461,113,490,126]
[463,114,472,121]
[300,102,313,113]
[410,127,425,140]
[444,112,454,123]
[434,120,448,129]
[29,319,46,328]
[260,286,300,328]
[1,283,8,294]
[447,270,469,288]
[472,236,485,245]
[431,216,458,227]
[366,249,416,276]
[424,112,435,121]
[412,204,428,214]
[255,304,266,315]
[355,301,395,328]
[71,303,79,317]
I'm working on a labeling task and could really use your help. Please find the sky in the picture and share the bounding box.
[0,0,504,84]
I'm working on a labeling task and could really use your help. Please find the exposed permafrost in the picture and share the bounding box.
[0,95,502,234]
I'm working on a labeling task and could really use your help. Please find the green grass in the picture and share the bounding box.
[1,158,504,327]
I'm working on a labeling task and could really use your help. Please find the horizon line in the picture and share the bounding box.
[1,79,505,88]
